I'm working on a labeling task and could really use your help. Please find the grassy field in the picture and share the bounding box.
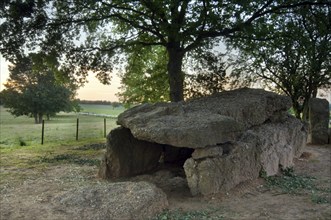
[0,104,330,219]
[0,104,124,148]
[79,104,125,115]
[0,104,125,189]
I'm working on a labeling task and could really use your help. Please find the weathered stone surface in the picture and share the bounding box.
[99,127,194,178]
[99,127,163,178]
[184,141,261,196]
[53,181,168,220]
[247,116,307,175]
[191,145,223,159]
[308,98,330,144]
[117,88,291,148]
[100,88,306,196]
[184,116,307,196]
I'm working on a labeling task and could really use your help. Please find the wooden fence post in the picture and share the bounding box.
[41,119,45,145]
[76,118,79,141]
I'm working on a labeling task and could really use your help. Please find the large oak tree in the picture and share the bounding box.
[1,0,329,102]
[229,4,331,120]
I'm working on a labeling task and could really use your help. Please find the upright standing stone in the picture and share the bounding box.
[308,98,330,144]
[98,127,163,178]
[99,88,307,195]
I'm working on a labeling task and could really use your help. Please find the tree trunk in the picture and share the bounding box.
[38,113,43,124]
[292,106,302,120]
[291,98,302,120]
[167,47,185,102]
[34,113,38,124]
[301,99,310,122]
[312,88,318,98]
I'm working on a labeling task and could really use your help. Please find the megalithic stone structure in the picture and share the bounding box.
[99,88,308,196]
[308,98,330,145]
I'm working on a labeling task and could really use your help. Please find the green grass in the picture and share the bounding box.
[0,140,106,187]
[79,104,125,115]
[153,208,224,220]
[0,103,124,186]
[37,153,100,166]
[262,167,330,204]
[0,105,124,148]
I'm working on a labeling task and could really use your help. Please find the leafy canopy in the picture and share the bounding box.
[117,46,170,105]
[228,4,331,120]
[1,53,77,123]
[1,0,329,101]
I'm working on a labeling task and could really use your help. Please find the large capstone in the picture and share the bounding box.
[99,88,307,196]
[117,88,292,148]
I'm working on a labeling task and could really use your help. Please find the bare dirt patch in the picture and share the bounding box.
[1,145,330,220]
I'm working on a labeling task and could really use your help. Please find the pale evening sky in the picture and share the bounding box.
[0,54,121,101]
[1,54,330,103]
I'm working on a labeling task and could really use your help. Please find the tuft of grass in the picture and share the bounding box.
[74,143,106,151]
[280,166,295,177]
[37,154,100,166]
[265,174,316,194]
[18,137,27,146]
[262,167,330,204]
[18,137,28,147]
[311,194,330,204]
[153,209,224,220]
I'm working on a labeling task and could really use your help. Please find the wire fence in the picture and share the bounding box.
[40,117,117,145]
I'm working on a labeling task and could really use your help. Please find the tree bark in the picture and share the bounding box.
[292,102,302,120]
[301,100,310,122]
[38,113,43,124]
[34,113,38,124]
[33,113,44,124]
[167,47,185,102]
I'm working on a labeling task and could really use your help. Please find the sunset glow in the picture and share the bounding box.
[0,54,120,101]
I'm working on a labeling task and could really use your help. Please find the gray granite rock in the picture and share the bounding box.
[117,88,291,148]
[184,116,307,196]
[308,98,329,144]
[100,88,306,196]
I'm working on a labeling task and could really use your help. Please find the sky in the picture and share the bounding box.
[0,54,121,101]
[1,54,330,103]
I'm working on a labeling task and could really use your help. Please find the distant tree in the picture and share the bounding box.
[1,53,77,124]
[1,1,328,102]
[78,100,121,106]
[229,5,331,121]
[110,102,121,109]
[69,99,82,113]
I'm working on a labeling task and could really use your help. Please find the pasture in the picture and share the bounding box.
[0,104,330,219]
[0,103,123,190]
[0,104,124,148]
[79,103,125,116]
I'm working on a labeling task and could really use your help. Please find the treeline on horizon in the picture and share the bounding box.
[77,99,122,106]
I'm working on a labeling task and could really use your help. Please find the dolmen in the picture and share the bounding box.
[99,88,307,196]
